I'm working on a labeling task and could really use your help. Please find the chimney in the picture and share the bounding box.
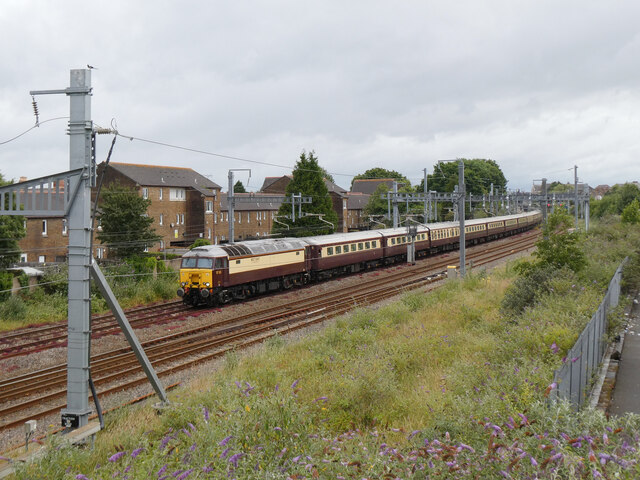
[19,176,27,183]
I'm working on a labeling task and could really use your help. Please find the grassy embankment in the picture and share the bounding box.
[11,219,640,479]
[0,259,178,332]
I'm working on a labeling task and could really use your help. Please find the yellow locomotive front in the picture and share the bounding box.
[177,246,228,306]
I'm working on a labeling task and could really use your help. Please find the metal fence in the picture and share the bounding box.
[550,257,628,408]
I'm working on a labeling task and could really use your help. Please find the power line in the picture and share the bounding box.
[0,117,69,146]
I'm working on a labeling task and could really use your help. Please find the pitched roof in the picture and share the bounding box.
[346,192,370,210]
[259,175,347,195]
[219,192,285,211]
[104,162,221,193]
[351,178,396,194]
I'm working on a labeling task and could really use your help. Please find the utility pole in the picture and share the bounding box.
[13,69,169,431]
[392,181,399,228]
[228,169,251,243]
[423,168,428,223]
[458,160,466,277]
[574,165,579,228]
[542,178,547,224]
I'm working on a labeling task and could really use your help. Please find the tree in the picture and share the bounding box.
[621,199,640,224]
[591,183,640,218]
[363,182,415,220]
[96,183,161,258]
[533,210,586,273]
[0,173,25,268]
[352,168,409,189]
[424,159,507,195]
[233,180,247,193]
[272,151,338,237]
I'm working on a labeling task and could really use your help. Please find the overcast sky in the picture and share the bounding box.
[1,1,639,192]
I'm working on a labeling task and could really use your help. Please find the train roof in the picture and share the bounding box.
[300,230,383,246]
[185,238,307,258]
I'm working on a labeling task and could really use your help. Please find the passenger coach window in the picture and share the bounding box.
[182,258,197,268]
[327,247,334,255]
[358,243,363,250]
[197,258,213,269]
[351,244,356,252]
[336,246,342,254]
[391,238,395,245]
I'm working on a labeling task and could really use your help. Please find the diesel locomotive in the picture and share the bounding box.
[177,210,542,306]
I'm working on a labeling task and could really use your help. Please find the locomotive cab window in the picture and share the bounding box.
[182,257,197,268]
[197,258,213,269]
[214,258,226,269]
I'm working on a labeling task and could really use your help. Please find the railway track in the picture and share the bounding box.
[0,231,537,436]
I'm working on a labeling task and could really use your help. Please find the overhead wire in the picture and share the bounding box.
[0,116,69,146]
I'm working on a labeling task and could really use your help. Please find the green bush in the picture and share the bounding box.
[190,238,211,249]
[0,295,27,321]
[0,271,12,301]
[500,265,566,316]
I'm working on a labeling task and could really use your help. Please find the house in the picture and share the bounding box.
[94,162,222,252]
[217,193,286,242]
[351,178,396,195]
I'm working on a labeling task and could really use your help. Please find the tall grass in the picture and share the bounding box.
[11,219,640,478]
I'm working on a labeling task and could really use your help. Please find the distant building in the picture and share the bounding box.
[351,178,396,195]
[217,192,285,242]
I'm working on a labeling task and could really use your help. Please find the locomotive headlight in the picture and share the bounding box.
[204,282,210,287]
[181,282,187,287]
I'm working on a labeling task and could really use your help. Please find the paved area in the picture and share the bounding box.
[609,296,640,415]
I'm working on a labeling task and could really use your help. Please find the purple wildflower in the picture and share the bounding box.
[108,451,126,462]
[314,396,328,403]
[571,356,580,363]
[220,447,230,459]
[190,443,196,452]
[409,430,420,439]
[292,455,301,463]
[291,379,299,390]
[177,469,194,479]
[551,342,559,353]
[188,423,196,432]
[131,447,144,458]
[75,475,90,480]
[228,453,244,468]
[458,443,475,453]
[203,406,209,422]
[273,426,282,431]
[157,464,168,477]
[219,435,233,446]
[530,456,538,467]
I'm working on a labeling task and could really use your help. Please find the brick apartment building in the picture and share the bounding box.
[18,162,222,262]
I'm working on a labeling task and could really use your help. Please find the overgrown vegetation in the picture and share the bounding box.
[0,256,177,331]
[12,216,640,478]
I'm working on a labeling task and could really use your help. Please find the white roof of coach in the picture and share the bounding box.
[184,238,307,258]
[301,230,383,246]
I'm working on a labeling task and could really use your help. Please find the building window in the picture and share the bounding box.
[20,253,27,262]
[160,240,164,250]
[170,188,186,201]
[62,219,68,235]
[159,214,163,226]
[176,214,180,224]
[238,212,241,224]
[159,188,163,200]
[214,213,218,224]
[96,247,104,259]
[38,255,46,263]
[206,200,213,212]
[142,187,149,199]
[207,228,211,239]
[42,219,47,236]
[247,212,250,223]
[180,213,185,225]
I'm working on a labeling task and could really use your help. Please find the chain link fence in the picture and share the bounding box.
[549,258,628,408]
